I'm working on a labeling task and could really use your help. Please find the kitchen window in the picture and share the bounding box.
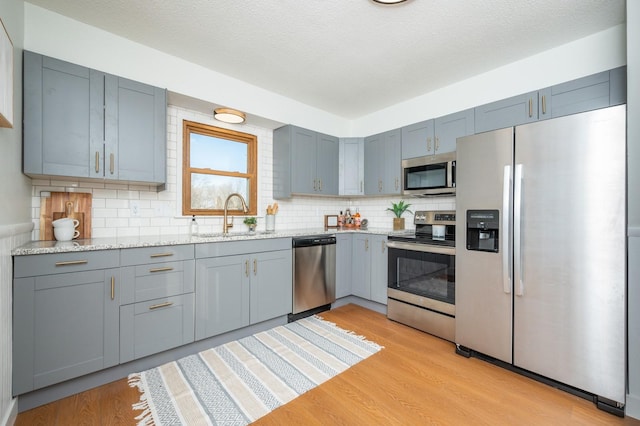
[182,120,257,216]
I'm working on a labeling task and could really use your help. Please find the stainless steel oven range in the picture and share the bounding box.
[387,210,455,341]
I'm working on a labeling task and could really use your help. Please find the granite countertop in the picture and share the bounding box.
[12,227,398,256]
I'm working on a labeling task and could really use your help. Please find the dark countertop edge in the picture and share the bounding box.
[12,227,401,256]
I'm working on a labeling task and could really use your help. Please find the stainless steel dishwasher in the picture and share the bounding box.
[290,235,336,321]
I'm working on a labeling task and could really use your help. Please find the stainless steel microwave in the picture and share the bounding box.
[402,152,456,197]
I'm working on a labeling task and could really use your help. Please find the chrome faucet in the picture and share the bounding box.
[223,193,249,234]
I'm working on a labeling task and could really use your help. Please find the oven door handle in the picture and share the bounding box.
[386,240,455,256]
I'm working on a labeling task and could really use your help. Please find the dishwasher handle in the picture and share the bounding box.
[292,236,336,248]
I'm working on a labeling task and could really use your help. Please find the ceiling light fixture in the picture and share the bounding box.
[371,0,408,4]
[213,107,246,124]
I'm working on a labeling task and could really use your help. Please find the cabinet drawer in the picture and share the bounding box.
[13,250,119,278]
[120,293,195,363]
[120,260,195,304]
[120,244,194,266]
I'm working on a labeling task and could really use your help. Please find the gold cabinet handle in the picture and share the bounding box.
[245,260,249,277]
[427,137,432,152]
[253,258,257,275]
[111,276,115,300]
[435,137,440,152]
[55,260,88,267]
[149,266,174,273]
[529,98,533,117]
[542,95,547,115]
[150,252,174,258]
[95,152,100,173]
[110,153,114,174]
[149,301,173,310]
[382,240,386,252]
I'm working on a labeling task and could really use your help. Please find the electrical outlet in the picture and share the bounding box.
[130,200,140,217]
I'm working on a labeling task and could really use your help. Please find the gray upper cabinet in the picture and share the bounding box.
[339,137,364,196]
[538,67,627,120]
[476,67,627,133]
[401,109,474,159]
[364,129,401,195]
[13,251,120,395]
[273,125,339,198]
[23,51,166,185]
[475,91,539,133]
[401,119,435,159]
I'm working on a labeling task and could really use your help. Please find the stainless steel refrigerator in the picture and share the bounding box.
[455,105,626,412]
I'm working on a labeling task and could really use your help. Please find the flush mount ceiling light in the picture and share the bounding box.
[213,108,246,124]
[371,0,408,4]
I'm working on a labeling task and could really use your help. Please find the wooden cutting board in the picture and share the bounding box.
[40,192,92,241]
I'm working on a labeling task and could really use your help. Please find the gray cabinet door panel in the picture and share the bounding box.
[336,234,353,298]
[545,71,611,118]
[195,256,250,340]
[364,135,381,195]
[13,268,119,394]
[116,77,166,183]
[401,119,434,159]
[370,235,388,305]
[475,92,538,133]
[120,260,195,304]
[120,293,195,363]
[290,126,316,193]
[120,244,194,266]
[250,250,292,323]
[434,109,474,154]
[90,70,107,178]
[383,129,402,194]
[317,133,339,195]
[351,234,371,299]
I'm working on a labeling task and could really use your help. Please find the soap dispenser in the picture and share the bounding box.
[190,215,199,237]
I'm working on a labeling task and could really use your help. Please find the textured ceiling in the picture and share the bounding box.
[25,0,626,119]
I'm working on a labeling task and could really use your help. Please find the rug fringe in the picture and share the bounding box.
[128,373,156,426]
[313,315,385,350]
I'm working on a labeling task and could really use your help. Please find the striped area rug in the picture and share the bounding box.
[129,315,383,425]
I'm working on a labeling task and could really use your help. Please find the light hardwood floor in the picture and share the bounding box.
[15,304,640,425]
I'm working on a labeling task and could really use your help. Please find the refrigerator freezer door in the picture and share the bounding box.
[513,105,626,404]
[455,127,514,363]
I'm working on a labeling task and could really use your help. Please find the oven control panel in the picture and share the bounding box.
[414,210,456,225]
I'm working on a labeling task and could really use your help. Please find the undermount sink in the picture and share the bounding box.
[198,231,265,238]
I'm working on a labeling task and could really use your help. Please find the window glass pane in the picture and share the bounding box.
[190,133,248,173]
[190,173,250,210]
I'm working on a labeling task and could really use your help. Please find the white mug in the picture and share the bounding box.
[54,226,80,241]
[53,217,80,229]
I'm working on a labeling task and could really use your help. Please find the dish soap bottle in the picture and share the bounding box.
[354,208,361,228]
[190,215,199,237]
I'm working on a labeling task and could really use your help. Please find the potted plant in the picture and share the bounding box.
[387,200,413,230]
[243,216,257,232]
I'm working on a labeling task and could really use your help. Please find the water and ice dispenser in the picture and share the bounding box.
[466,210,499,253]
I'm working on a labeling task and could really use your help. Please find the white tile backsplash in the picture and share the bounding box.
[29,104,455,239]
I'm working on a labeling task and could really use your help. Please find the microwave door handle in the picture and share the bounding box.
[502,165,512,294]
[449,160,456,188]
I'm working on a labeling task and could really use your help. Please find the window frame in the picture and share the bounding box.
[182,120,257,216]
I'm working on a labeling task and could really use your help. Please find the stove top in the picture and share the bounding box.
[388,210,456,247]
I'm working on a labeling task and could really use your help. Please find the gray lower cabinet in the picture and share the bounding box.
[351,234,388,304]
[23,50,166,185]
[364,129,402,195]
[273,125,339,198]
[195,239,292,340]
[335,233,353,298]
[119,245,195,363]
[13,251,120,395]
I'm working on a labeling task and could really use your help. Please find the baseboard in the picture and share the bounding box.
[1,397,18,426]
[626,393,640,420]
[332,296,387,315]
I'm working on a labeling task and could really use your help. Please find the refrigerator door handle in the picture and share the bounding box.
[502,165,512,294]
[514,164,524,296]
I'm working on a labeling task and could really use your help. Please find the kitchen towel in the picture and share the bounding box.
[129,315,383,425]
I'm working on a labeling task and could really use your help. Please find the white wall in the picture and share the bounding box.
[0,0,32,425]
[626,0,640,420]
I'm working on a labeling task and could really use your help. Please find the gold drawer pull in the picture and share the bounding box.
[150,252,174,258]
[111,276,115,300]
[149,301,173,310]
[149,266,174,273]
[55,260,88,267]
[95,152,100,173]
[110,153,114,174]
